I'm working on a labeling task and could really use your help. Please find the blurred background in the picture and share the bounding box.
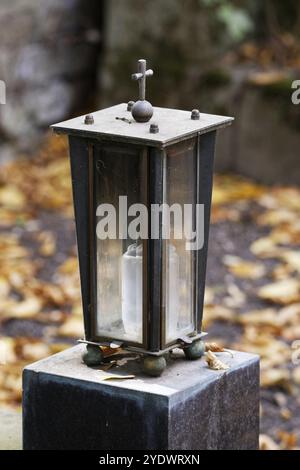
[0,0,300,450]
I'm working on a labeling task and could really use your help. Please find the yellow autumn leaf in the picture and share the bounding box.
[259,434,280,451]
[292,367,300,386]
[202,305,236,328]
[56,317,84,338]
[250,237,279,258]
[224,283,246,308]
[223,255,266,279]
[5,297,43,319]
[282,324,300,341]
[248,71,288,86]
[256,209,296,227]
[37,231,57,257]
[258,279,300,305]
[277,430,298,450]
[205,342,233,357]
[261,368,290,389]
[0,276,10,297]
[0,185,26,209]
[0,338,17,364]
[280,251,300,274]
[205,351,230,371]
[237,308,279,327]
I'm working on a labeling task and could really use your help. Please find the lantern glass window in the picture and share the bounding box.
[163,138,197,345]
[95,143,147,345]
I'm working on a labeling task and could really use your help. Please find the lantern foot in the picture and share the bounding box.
[82,344,104,367]
[142,355,167,377]
[183,339,205,360]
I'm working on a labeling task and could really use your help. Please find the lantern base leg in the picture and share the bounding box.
[82,344,104,367]
[142,355,167,377]
[183,339,205,360]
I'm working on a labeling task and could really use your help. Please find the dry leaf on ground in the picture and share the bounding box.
[36,231,57,257]
[261,368,291,390]
[55,317,84,338]
[258,279,300,305]
[250,237,279,258]
[205,342,234,357]
[259,434,280,451]
[205,351,230,371]
[277,430,298,450]
[223,255,266,279]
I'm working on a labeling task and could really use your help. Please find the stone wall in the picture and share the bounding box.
[0,0,104,154]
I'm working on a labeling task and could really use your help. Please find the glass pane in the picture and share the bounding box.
[95,144,146,344]
[163,139,197,344]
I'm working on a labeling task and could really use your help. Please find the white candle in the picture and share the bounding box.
[122,243,180,344]
[122,244,143,342]
[165,244,179,343]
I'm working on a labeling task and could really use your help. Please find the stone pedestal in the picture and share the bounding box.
[23,345,259,450]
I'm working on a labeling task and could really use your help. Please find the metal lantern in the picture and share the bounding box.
[52,59,233,376]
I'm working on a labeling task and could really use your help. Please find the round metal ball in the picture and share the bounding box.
[183,339,205,360]
[143,355,167,377]
[132,100,153,123]
[82,344,103,367]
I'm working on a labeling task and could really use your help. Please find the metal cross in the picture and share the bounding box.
[132,59,153,101]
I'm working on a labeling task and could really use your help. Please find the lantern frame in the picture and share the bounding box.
[52,103,233,372]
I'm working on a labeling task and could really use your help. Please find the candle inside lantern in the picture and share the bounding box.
[122,243,180,343]
[165,245,180,343]
[122,243,143,342]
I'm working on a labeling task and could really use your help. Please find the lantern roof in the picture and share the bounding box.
[52,103,233,148]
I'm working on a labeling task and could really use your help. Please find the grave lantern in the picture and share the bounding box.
[52,59,233,376]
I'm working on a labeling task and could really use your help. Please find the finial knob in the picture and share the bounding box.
[131,59,154,123]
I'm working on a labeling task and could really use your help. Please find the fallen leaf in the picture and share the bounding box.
[21,342,51,361]
[292,367,300,385]
[250,237,279,258]
[0,338,17,364]
[237,308,279,328]
[257,209,295,227]
[0,185,26,209]
[203,305,236,328]
[223,255,266,279]
[224,283,246,308]
[4,297,43,320]
[204,287,215,306]
[0,276,10,297]
[258,279,300,305]
[259,434,280,451]
[37,231,56,257]
[249,71,288,86]
[261,368,290,389]
[205,351,230,371]
[100,373,135,381]
[205,342,234,357]
[56,317,84,338]
[278,430,298,450]
[280,408,292,420]
[280,251,300,274]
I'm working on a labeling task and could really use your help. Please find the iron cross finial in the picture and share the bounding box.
[131,59,154,122]
[132,59,153,101]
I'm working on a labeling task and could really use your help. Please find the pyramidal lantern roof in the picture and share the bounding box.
[52,59,234,148]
